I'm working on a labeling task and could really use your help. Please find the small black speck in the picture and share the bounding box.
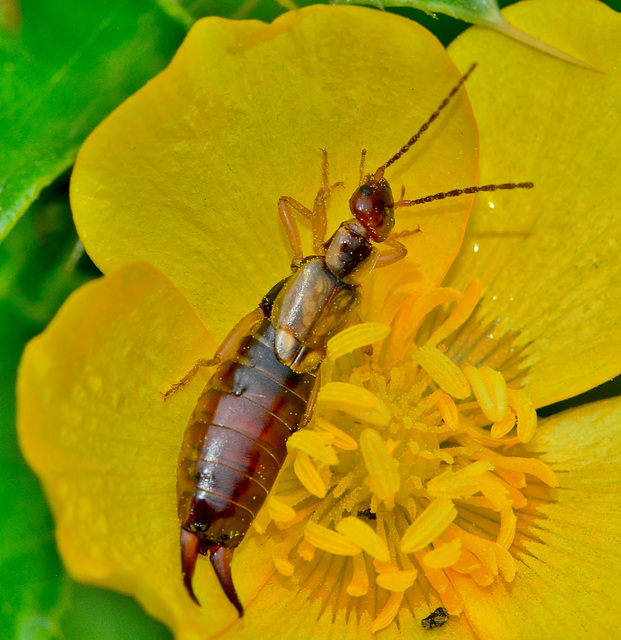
[357,507,376,521]
[421,607,449,630]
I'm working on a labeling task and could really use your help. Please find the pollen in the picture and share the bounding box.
[258,278,558,632]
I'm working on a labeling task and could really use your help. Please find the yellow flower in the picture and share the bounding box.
[17,1,621,639]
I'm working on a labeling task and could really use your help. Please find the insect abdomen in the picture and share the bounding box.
[177,317,316,549]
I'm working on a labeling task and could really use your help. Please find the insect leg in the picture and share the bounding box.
[391,227,421,240]
[163,307,264,399]
[374,228,422,268]
[279,150,344,264]
[312,149,344,253]
[295,368,320,432]
[278,197,305,268]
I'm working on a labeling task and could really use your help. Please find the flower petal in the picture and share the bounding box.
[16,263,274,639]
[447,0,621,407]
[71,5,478,339]
[197,566,480,640]
[448,395,621,639]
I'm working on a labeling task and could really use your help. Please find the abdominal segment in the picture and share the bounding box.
[176,317,316,612]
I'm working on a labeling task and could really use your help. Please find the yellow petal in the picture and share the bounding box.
[17,263,267,638]
[448,0,621,407]
[72,5,477,339]
[450,395,621,639]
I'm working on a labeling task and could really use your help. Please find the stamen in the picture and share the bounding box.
[499,478,527,509]
[293,452,327,498]
[497,505,518,550]
[412,345,471,399]
[470,566,494,587]
[314,417,358,450]
[297,538,316,562]
[435,391,460,429]
[479,473,511,511]
[426,278,483,347]
[426,461,494,499]
[463,365,508,422]
[451,548,481,573]
[359,428,400,509]
[263,273,556,629]
[421,560,451,598]
[267,496,297,523]
[376,569,418,591]
[272,524,305,576]
[384,288,462,367]
[370,592,403,633]
[400,498,458,554]
[252,502,272,534]
[490,409,517,438]
[348,552,369,596]
[336,516,390,562]
[304,521,362,556]
[447,527,497,575]
[326,322,391,361]
[495,544,517,582]
[287,430,339,465]
[473,452,559,487]
[508,388,537,443]
[317,382,391,426]
[423,538,462,568]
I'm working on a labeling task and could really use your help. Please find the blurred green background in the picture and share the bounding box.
[1,0,620,638]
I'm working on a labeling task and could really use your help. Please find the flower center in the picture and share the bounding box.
[251,278,558,632]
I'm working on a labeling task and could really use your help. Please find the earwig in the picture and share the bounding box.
[170,63,533,616]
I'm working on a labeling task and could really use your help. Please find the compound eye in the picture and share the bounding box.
[349,180,395,242]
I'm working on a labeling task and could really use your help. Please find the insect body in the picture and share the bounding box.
[176,167,393,616]
[173,64,532,616]
[176,317,317,616]
[421,606,450,629]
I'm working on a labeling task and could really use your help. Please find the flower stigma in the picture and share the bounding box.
[252,276,559,632]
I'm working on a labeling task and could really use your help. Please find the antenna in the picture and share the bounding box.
[374,63,477,181]
[395,182,534,208]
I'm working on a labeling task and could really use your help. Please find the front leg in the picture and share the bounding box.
[375,227,421,268]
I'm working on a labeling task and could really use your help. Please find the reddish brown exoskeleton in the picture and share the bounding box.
[169,64,533,616]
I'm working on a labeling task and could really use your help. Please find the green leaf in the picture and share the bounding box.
[1,364,172,640]
[58,583,174,640]
[0,0,186,242]
[166,0,299,21]
[0,176,96,324]
[336,0,504,24]
[332,0,598,68]
[2,304,174,640]
[0,179,173,637]
[0,302,59,638]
